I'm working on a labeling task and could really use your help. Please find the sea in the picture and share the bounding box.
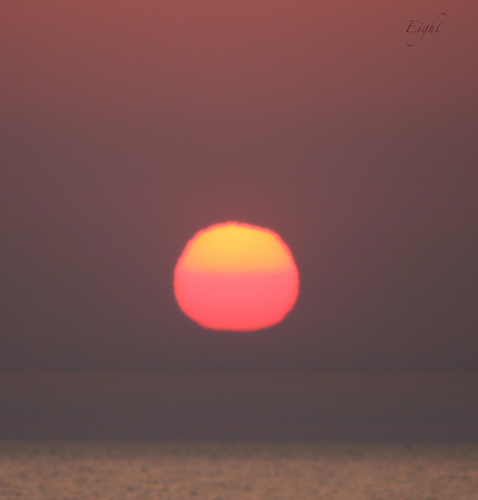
[0,440,477,499]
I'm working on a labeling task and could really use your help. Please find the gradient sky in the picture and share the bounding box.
[1,0,477,371]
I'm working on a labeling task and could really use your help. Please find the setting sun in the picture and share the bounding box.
[174,222,299,331]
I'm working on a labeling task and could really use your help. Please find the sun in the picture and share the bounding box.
[174,222,299,331]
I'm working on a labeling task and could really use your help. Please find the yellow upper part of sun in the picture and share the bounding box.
[178,222,295,273]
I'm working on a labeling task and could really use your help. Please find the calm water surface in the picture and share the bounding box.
[0,441,477,499]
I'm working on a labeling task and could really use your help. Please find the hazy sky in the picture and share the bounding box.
[1,0,477,371]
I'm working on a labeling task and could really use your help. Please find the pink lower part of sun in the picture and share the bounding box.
[174,268,299,331]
